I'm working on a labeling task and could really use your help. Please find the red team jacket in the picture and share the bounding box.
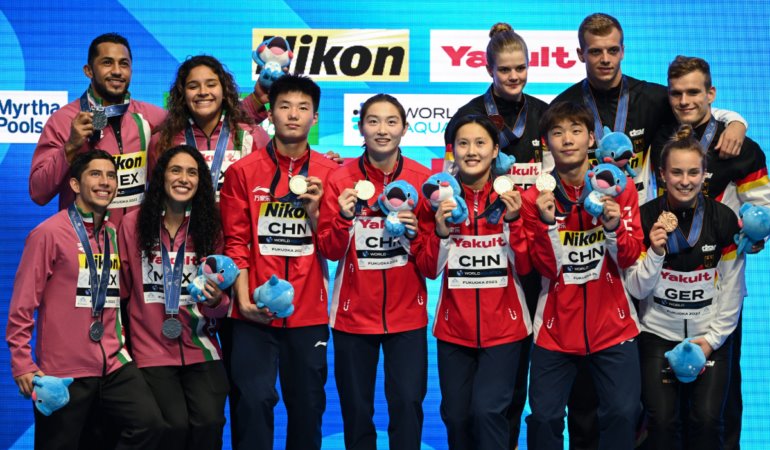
[416,181,532,348]
[219,144,339,327]
[317,154,430,334]
[520,176,643,355]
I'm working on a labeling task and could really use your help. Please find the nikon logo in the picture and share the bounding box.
[252,29,409,82]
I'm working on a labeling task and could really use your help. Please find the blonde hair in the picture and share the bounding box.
[486,22,529,68]
[578,13,623,49]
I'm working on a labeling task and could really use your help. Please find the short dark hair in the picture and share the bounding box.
[70,150,117,181]
[668,55,712,89]
[267,74,321,112]
[449,114,500,148]
[88,33,132,66]
[539,101,594,139]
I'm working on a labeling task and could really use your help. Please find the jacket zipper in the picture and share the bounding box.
[473,190,482,348]
[382,271,389,333]
[576,205,591,355]
[283,257,290,328]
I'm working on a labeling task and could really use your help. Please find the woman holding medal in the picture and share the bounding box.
[151,55,270,197]
[445,23,548,446]
[415,115,532,450]
[317,94,431,450]
[624,126,744,449]
[119,144,230,450]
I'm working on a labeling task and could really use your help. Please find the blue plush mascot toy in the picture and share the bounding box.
[734,203,770,255]
[595,126,636,178]
[583,163,627,221]
[189,255,240,303]
[665,338,707,383]
[422,172,469,225]
[252,36,293,90]
[29,375,73,416]
[377,180,419,238]
[253,275,295,318]
[491,152,516,176]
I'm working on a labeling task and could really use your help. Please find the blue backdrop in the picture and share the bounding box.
[1,1,768,448]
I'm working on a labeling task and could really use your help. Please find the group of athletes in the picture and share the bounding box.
[6,10,769,450]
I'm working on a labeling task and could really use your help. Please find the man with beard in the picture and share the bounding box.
[30,33,166,225]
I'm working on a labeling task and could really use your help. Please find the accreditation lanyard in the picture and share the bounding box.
[184,114,230,189]
[266,140,310,207]
[483,86,528,149]
[160,212,190,317]
[79,88,130,146]
[699,116,718,151]
[456,174,493,220]
[551,169,590,217]
[67,204,111,319]
[663,194,705,255]
[582,75,629,141]
[355,150,404,214]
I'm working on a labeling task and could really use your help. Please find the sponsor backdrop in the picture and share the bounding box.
[1,1,769,448]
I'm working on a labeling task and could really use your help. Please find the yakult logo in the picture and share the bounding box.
[0,91,67,143]
[430,30,584,83]
[253,29,409,82]
[343,93,474,147]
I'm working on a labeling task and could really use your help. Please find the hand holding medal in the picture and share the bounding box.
[479,176,516,225]
[354,180,376,215]
[650,211,677,256]
[534,173,557,224]
[91,106,108,131]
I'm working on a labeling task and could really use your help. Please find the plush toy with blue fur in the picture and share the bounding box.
[253,275,295,318]
[252,36,293,90]
[189,255,240,303]
[665,338,707,383]
[377,180,419,238]
[491,152,516,176]
[734,203,770,255]
[28,375,73,416]
[584,163,627,221]
[595,126,636,178]
[422,172,468,224]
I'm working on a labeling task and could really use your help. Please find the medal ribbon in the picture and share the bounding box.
[160,211,190,316]
[184,114,231,189]
[67,204,111,318]
[483,86,528,148]
[551,169,590,216]
[582,75,629,140]
[79,88,130,145]
[663,194,705,255]
[266,140,310,206]
[356,150,404,214]
[699,116,718,151]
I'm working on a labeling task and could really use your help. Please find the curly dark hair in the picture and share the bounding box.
[156,55,252,155]
[137,145,221,262]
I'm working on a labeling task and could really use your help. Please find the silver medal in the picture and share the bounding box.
[92,107,108,130]
[89,321,104,342]
[162,317,183,339]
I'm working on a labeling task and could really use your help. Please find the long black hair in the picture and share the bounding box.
[137,144,221,261]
